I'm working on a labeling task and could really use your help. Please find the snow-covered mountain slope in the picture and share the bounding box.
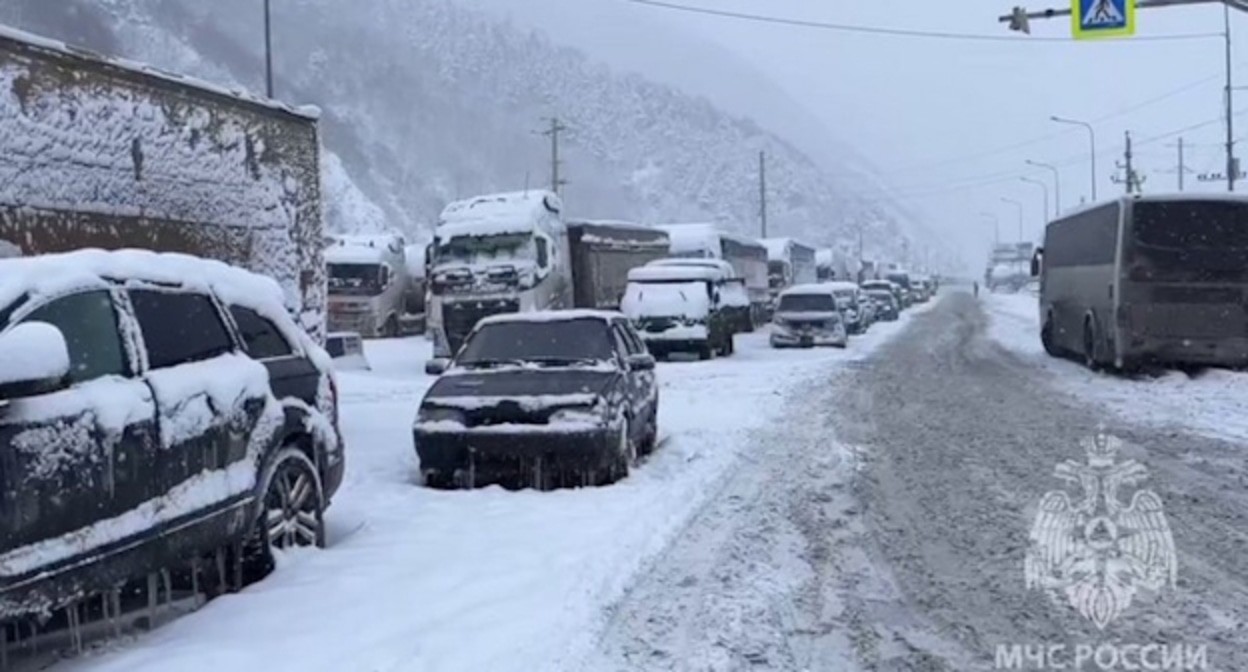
[0,0,919,259]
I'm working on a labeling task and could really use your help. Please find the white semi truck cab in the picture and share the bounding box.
[326,233,409,338]
[428,190,570,358]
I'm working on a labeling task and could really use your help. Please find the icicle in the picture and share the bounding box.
[214,548,228,594]
[66,601,81,654]
[160,569,172,607]
[467,451,477,490]
[146,573,158,630]
[110,589,121,638]
[191,558,201,605]
[1,621,9,671]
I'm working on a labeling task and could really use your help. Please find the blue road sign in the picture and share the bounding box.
[1072,0,1135,40]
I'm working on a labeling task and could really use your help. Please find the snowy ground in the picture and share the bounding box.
[56,304,932,672]
[986,291,1248,443]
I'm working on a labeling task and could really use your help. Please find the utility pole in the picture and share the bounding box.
[263,0,274,98]
[541,117,568,195]
[759,151,768,238]
[1225,1,1237,192]
[1113,131,1147,194]
[1173,137,1187,191]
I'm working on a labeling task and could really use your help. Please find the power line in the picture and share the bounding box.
[624,0,1223,42]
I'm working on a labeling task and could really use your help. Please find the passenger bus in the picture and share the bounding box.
[1034,194,1248,369]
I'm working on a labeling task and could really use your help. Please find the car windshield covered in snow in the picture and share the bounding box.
[437,233,536,265]
[457,318,614,367]
[328,263,386,295]
[622,281,710,319]
[776,293,837,312]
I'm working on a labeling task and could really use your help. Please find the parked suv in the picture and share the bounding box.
[770,284,848,348]
[0,250,343,621]
[415,310,658,490]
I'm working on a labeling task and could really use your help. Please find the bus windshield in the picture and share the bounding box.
[1130,200,1248,282]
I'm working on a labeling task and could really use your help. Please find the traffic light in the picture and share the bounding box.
[1008,6,1032,34]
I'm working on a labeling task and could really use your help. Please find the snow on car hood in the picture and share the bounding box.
[425,369,612,404]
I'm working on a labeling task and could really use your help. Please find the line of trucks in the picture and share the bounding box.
[0,23,917,361]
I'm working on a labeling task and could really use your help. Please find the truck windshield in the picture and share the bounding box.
[1130,200,1248,282]
[776,294,837,312]
[768,260,788,288]
[457,318,614,366]
[621,281,710,319]
[886,274,911,290]
[437,233,535,265]
[328,263,385,296]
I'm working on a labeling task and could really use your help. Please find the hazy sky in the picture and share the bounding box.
[463,0,1239,267]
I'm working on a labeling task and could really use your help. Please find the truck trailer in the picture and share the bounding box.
[761,237,818,303]
[567,220,671,310]
[0,25,327,340]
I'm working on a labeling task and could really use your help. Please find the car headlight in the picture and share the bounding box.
[418,406,467,425]
[549,404,605,427]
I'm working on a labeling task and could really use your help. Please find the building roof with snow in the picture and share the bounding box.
[437,191,564,239]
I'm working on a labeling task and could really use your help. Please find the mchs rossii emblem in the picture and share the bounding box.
[1025,430,1177,629]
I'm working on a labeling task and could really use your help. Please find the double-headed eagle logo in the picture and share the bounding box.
[1025,430,1177,629]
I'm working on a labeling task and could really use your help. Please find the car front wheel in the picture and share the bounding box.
[242,447,326,581]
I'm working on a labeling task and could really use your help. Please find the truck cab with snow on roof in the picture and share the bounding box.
[325,233,410,338]
[0,249,343,626]
[428,191,572,358]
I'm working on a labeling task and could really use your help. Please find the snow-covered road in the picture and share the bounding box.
[57,307,928,672]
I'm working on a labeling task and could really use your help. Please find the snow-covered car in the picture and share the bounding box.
[865,289,900,321]
[622,266,735,359]
[645,258,753,334]
[823,282,867,334]
[414,310,658,490]
[855,292,878,331]
[861,279,903,310]
[0,249,343,621]
[770,284,848,348]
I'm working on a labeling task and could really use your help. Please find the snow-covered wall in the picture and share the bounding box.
[0,29,327,339]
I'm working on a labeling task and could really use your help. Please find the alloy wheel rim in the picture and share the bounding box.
[265,463,320,550]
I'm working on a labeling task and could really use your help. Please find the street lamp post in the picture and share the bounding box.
[1051,116,1097,202]
[980,211,1000,245]
[1020,177,1050,224]
[264,0,274,98]
[1026,159,1062,214]
[1001,197,1025,242]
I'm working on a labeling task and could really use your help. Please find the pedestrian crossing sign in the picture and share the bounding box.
[1073,0,1135,40]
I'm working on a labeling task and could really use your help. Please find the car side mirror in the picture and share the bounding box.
[425,358,450,376]
[0,322,71,401]
[626,353,656,371]
[1031,248,1044,277]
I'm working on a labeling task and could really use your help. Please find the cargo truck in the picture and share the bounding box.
[0,25,327,340]
[762,237,818,303]
[426,191,669,358]
[325,233,413,338]
[657,223,770,328]
[566,220,671,310]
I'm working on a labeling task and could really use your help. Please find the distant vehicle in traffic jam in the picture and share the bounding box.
[0,250,343,624]
[1034,194,1248,370]
[823,282,869,334]
[413,311,658,489]
[861,279,905,312]
[770,284,849,348]
[864,287,901,321]
[622,265,735,359]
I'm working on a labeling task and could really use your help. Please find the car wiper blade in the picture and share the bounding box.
[527,356,601,367]
[458,358,529,369]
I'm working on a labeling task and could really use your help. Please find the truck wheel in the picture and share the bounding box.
[723,335,735,356]
[1041,313,1060,357]
[1082,317,1100,371]
[698,342,714,360]
[382,315,399,339]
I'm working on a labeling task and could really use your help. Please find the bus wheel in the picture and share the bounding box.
[1082,317,1100,370]
[1041,314,1060,357]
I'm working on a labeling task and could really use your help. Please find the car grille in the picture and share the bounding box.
[464,401,552,428]
[444,299,520,354]
[637,317,678,333]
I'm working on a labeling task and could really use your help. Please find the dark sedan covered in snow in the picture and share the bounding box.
[414,310,659,489]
